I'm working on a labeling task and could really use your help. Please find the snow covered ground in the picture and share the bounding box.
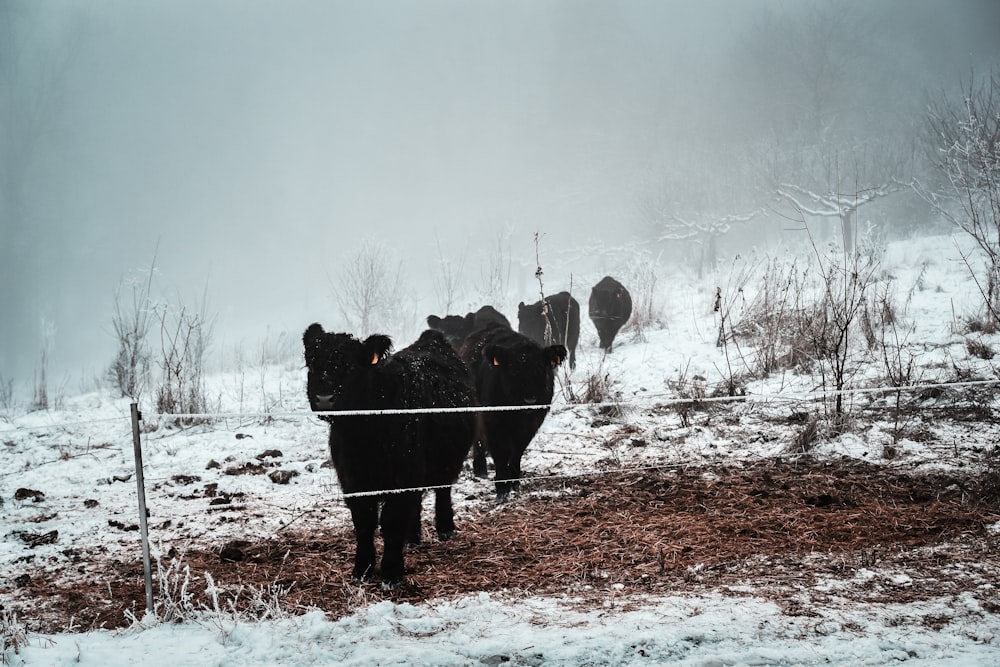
[3,233,1000,665]
[13,592,1000,666]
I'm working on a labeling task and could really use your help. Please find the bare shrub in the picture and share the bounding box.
[154,289,215,421]
[1,605,28,664]
[107,255,156,401]
[966,337,996,360]
[867,282,925,442]
[964,314,999,335]
[125,553,293,632]
[799,224,883,417]
[667,361,709,428]
[620,253,664,341]
[571,360,629,421]
[727,254,815,378]
[788,415,821,454]
[30,317,55,411]
[0,374,15,420]
[732,212,882,417]
[977,447,1000,506]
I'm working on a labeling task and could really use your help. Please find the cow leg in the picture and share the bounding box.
[510,455,523,494]
[346,497,378,583]
[472,439,489,478]
[493,450,516,502]
[379,492,420,588]
[434,487,457,540]
[405,492,424,547]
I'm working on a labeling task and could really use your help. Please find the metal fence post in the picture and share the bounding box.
[130,402,154,614]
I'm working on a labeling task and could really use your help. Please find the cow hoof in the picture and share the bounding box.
[437,529,457,541]
[381,577,404,591]
[351,562,376,584]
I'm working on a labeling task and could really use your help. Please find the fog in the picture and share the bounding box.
[2,0,999,391]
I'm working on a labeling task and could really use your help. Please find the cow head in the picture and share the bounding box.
[303,323,392,416]
[426,313,475,347]
[517,300,547,344]
[482,338,567,406]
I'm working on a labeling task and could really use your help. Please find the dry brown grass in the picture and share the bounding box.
[7,458,1000,632]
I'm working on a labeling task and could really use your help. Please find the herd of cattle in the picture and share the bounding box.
[302,276,633,587]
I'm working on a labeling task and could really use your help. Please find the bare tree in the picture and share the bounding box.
[476,231,512,308]
[653,209,761,279]
[332,239,407,337]
[637,144,765,278]
[915,67,1000,324]
[432,236,467,315]
[107,252,157,400]
[777,179,906,254]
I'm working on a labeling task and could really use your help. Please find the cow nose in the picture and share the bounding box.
[314,394,335,410]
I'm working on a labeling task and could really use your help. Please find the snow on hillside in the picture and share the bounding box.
[2,233,1000,666]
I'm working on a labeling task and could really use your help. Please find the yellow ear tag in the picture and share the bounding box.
[492,357,500,367]
[371,353,379,365]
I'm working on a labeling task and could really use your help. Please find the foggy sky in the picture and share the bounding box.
[2,0,999,389]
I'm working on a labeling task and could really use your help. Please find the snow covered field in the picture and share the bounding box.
[3,233,1000,665]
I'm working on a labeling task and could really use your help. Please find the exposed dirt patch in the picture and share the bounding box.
[6,458,1000,633]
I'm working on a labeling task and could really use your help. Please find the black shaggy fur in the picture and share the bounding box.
[517,292,580,370]
[427,305,510,349]
[303,325,476,587]
[588,276,633,352]
[459,323,566,501]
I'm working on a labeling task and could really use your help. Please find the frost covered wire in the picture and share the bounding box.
[332,462,693,500]
[0,415,128,432]
[1,379,995,430]
[151,377,1000,421]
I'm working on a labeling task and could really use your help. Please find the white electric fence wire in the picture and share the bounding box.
[152,378,1000,421]
[4,378,997,500]
[3,379,996,431]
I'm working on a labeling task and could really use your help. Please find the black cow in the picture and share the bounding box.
[517,292,580,370]
[427,305,510,348]
[303,325,476,587]
[588,276,633,352]
[459,323,566,501]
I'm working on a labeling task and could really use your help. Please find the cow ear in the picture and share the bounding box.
[304,323,325,346]
[303,323,325,363]
[363,334,393,365]
[484,344,502,367]
[545,344,568,368]
[427,315,442,329]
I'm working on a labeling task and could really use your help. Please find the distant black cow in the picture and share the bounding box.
[588,276,632,352]
[517,292,580,370]
[459,323,566,501]
[303,325,476,587]
[427,305,510,348]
